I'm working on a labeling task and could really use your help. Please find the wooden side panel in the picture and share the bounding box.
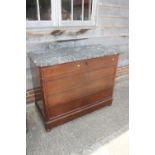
[29,60,49,121]
[29,60,44,117]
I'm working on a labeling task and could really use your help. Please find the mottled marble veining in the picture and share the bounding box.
[28,44,119,67]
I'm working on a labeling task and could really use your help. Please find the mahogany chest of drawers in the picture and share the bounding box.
[30,51,119,131]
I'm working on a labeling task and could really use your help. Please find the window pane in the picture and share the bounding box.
[39,0,51,20]
[62,0,71,20]
[73,0,82,20]
[84,0,92,20]
[26,0,38,20]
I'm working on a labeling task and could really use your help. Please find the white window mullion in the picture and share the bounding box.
[58,0,62,26]
[91,0,96,24]
[71,0,73,21]
[82,0,84,21]
[36,0,40,21]
[53,0,59,26]
[88,0,92,19]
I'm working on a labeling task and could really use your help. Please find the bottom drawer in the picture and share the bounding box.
[48,88,113,118]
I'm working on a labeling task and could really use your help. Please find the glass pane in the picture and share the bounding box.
[84,0,92,20]
[26,0,38,20]
[39,0,51,20]
[73,0,82,20]
[62,0,71,20]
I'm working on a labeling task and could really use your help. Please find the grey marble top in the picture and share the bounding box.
[28,45,119,67]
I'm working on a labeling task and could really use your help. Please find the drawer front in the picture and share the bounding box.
[45,66,115,95]
[49,88,113,118]
[47,75,114,107]
[41,54,118,79]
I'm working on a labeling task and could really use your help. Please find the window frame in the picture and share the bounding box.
[26,0,97,28]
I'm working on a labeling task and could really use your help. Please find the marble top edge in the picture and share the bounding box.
[28,45,119,67]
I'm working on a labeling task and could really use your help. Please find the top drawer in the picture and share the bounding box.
[40,54,119,79]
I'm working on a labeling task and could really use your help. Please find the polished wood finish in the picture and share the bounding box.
[30,54,119,131]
